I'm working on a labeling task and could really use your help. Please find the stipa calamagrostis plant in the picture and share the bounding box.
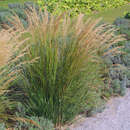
[0,28,40,128]
[0,28,30,92]
[9,8,125,126]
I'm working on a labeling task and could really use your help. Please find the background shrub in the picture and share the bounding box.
[100,14,130,97]
[114,17,130,40]
[0,2,39,29]
[113,15,130,89]
[37,0,128,16]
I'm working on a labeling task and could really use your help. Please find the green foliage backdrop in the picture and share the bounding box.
[38,0,129,16]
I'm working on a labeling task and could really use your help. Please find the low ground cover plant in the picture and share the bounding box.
[100,13,130,98]
[112,14,130,89]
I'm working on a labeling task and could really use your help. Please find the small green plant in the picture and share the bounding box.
[15,115,54,130]
[125,12,130,19]
[25,116,54,130]
[0,123,5,130]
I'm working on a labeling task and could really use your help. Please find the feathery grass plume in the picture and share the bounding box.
[0,27,40,128]
[8,7,125,126]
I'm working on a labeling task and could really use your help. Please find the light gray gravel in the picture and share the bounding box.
[69,88,130,130]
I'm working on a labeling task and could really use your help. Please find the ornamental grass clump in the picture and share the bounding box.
[0,27,39,128]
[9,8,125,126]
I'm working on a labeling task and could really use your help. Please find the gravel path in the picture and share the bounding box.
[69,88,130,130]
